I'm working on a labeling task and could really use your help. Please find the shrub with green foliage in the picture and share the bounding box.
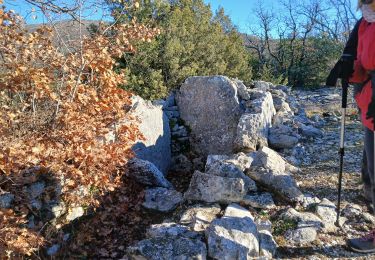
[110,0,253,100]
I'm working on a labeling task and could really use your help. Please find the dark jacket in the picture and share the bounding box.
[325,18,363,87]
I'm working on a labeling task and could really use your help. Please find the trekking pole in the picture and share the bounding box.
[336,78,349,227]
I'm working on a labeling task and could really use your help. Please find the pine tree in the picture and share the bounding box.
[111,0,252,100]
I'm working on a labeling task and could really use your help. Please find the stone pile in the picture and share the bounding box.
[128,158,183,213]
[124,77,332,259]
[154,92,191,156]
[125,78,368,259]
[175,76,326,160]
[127,203,278,259]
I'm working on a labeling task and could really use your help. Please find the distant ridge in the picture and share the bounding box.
[24,20,103,46]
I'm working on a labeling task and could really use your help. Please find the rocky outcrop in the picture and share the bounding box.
[315,198,337,232]
[259,230,278,258]
[177,76,278,156]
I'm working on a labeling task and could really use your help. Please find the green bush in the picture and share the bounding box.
[111,0,253,100]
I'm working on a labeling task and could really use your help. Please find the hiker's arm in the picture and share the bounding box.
[326,19,362,86]
[343,18,362,58]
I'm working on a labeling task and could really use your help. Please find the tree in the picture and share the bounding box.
[247,0,355,88]
[110,0,253,100]
[0,0,157,256]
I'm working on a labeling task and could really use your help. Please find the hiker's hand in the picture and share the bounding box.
[366,100,375,123]
[338,54,354,80]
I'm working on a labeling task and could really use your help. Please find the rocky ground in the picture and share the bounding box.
[25,83,374,259]
[278,87,373,259]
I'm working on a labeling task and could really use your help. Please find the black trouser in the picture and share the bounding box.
[362,127,375,212]
[354,76,375,213]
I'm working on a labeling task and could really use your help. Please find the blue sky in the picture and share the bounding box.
[5,0,361,33]
[204,0,361,33]
[204,0,276,32]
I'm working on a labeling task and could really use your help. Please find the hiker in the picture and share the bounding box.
[340,0,375,253]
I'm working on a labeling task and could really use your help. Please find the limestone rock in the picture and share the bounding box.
[301,194,321,209]
[315,198,337,231]
[206,161,257,192]
[102,95,171,174]
[127,158,173,188]
[176,76,242,156]
[206,152,253,172]
[66,207,84,221]
[256,219,273,233]
[224,203,255,219]
[143,188,183,212]
[130,96,172,174]
[184,171,247,204]
[146,222,198,239]
[259,230,277,258]
[234,79,251,100]
[127,236,207,260]
[362,212,375,225]
[248,147,303,202]
[342,204,363,220]
[285,227,317,245]
[254,81,271,91]
[206,155,230,170]
[252,146,286,173]
[248,167,303,203]
[180,204,222,232]
[206,204,259,259]
[268,124,300,149]
[241,193,276,209]
[273,107,294,126]
[0,193,15,209]
[50,201,67,219]
[281,208,323,229]
[235,91,276,152]
[299,124,324,138]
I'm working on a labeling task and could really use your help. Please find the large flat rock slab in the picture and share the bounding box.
[176,76,242,156]
[130,96,171,174]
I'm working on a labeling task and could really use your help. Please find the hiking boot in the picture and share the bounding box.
[362,185,372,202]
[347,230,375,253]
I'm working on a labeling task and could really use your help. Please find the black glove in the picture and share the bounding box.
[337,54,354,79]
[326,54,354,87]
